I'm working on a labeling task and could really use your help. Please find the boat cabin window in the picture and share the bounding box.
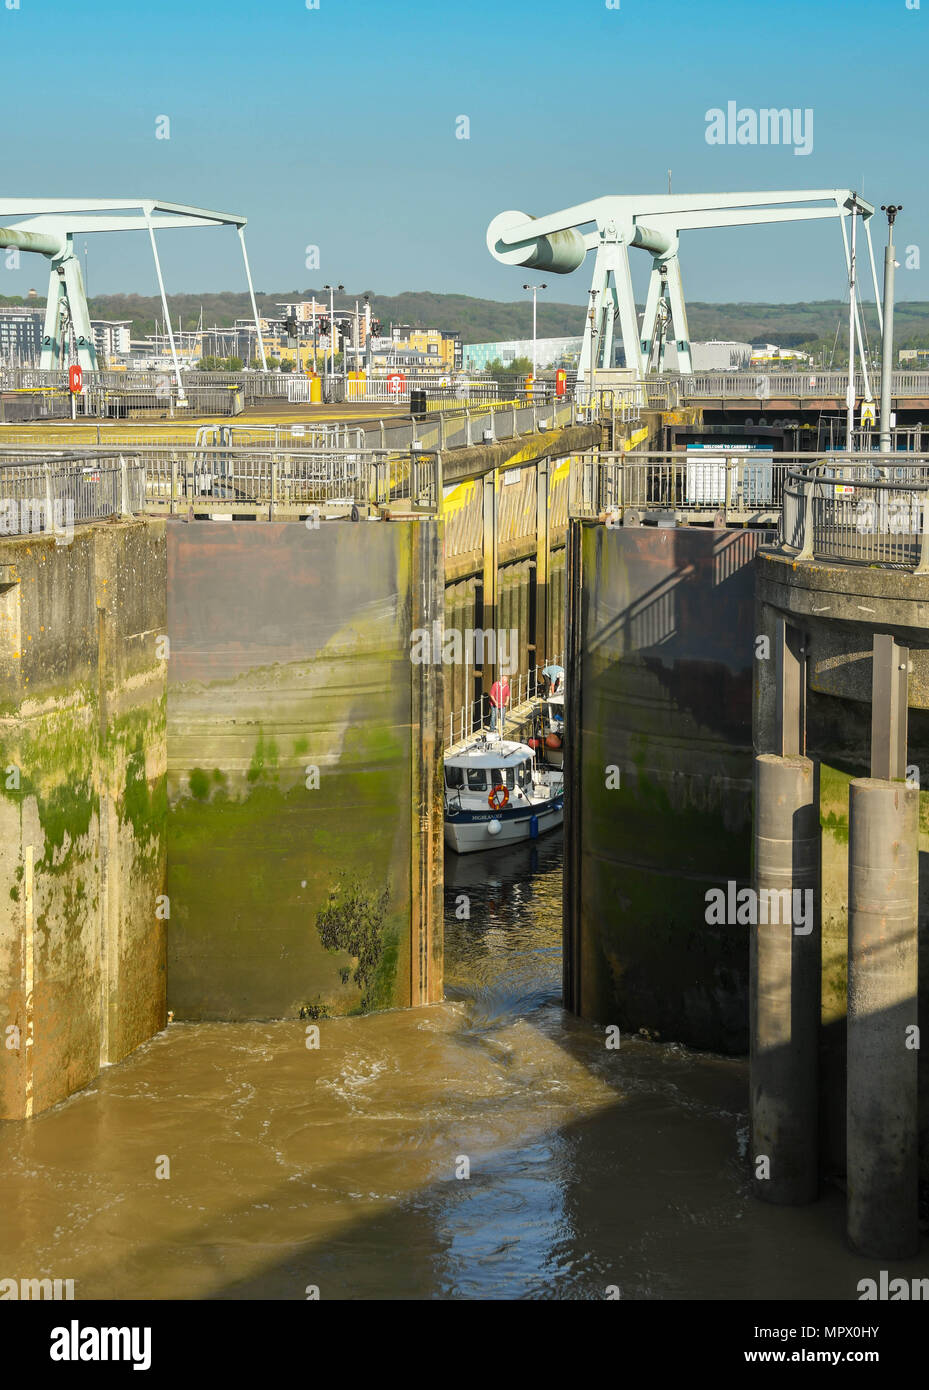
[491,767,516,790]
[445,765,464,789]
[516,759,533,790]
[466,767,488,791]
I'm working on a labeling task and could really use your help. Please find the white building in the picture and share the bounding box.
[92,320,132,363]
[660,340,752,372]
[277,299,330,323]
[463,336,582,371]
[0,306,43,365]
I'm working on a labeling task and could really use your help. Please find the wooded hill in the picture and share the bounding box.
[2,289,928,352]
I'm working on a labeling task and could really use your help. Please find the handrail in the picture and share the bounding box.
[780,459,929,573]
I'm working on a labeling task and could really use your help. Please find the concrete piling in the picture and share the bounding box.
[751,753,821,1204]
[847,778,919,1259]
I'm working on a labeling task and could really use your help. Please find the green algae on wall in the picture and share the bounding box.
[315,879,395,1014]
[166,521,440,1022]
[569,523,764,1053]
[0,520,168,1120]
[168,716,409,1020]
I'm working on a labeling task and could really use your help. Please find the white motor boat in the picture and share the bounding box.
[444,732,564,854]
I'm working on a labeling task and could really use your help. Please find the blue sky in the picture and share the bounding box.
[0,0,924,305]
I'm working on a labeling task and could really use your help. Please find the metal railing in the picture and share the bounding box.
[343,376,501,405]
[7,366,929,407]
[445,655,565,750]
[671,370,929,400]
[574,382,644,422]
[0,423,368,452]
[129,444,441,516]
[781,460,929,573]
[570,449,795,522]
[0,452,144,537]
[0,366,295,398]
[568,448,929,572]
[405,398,576,451]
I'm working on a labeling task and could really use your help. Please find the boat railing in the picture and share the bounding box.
[444,654,565,750]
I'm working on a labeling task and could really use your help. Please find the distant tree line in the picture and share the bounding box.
[4,290,929,355]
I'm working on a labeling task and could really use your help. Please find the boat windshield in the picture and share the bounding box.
[490,767,515,790]
[490,761,534,791]
[466,767,488,791]
[445,765,464,789]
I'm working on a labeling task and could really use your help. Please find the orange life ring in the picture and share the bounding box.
[488,783,509,809]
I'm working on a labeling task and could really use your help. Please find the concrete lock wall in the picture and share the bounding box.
[442,554,567,723]
[754,552,929,1179]
[165,520,444,1021]
[0,521,167,1120]
[0,512,445,1119]
[564,522,771,1052]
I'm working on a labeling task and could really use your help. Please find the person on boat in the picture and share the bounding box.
[541,663,564,697]
[489,675,510,735]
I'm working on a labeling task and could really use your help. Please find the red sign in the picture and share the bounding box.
[69,364,83,394]
[555,369,566,399]
[387,372,406,395]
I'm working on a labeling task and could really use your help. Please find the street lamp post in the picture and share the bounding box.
[522,282,547,390]
[879,204,902,456]
[323,282,344,382]
[587,289,598,413]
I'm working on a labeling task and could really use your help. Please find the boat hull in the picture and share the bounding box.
[444,795,563,854]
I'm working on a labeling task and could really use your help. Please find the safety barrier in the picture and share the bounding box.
[0,452,144,536]
[781,460,929,573]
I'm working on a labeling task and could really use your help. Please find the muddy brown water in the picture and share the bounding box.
[0,831,925,1300]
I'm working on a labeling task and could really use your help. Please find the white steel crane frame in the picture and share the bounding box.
[487,190,877,381]
[0,198,269,398]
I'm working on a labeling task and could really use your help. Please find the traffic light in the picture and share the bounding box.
[370,318,381,338]
[318,317,330,336]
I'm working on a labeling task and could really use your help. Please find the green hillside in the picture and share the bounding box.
[2,289,928,352]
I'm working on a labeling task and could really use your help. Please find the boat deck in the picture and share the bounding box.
[445,694,544,758]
